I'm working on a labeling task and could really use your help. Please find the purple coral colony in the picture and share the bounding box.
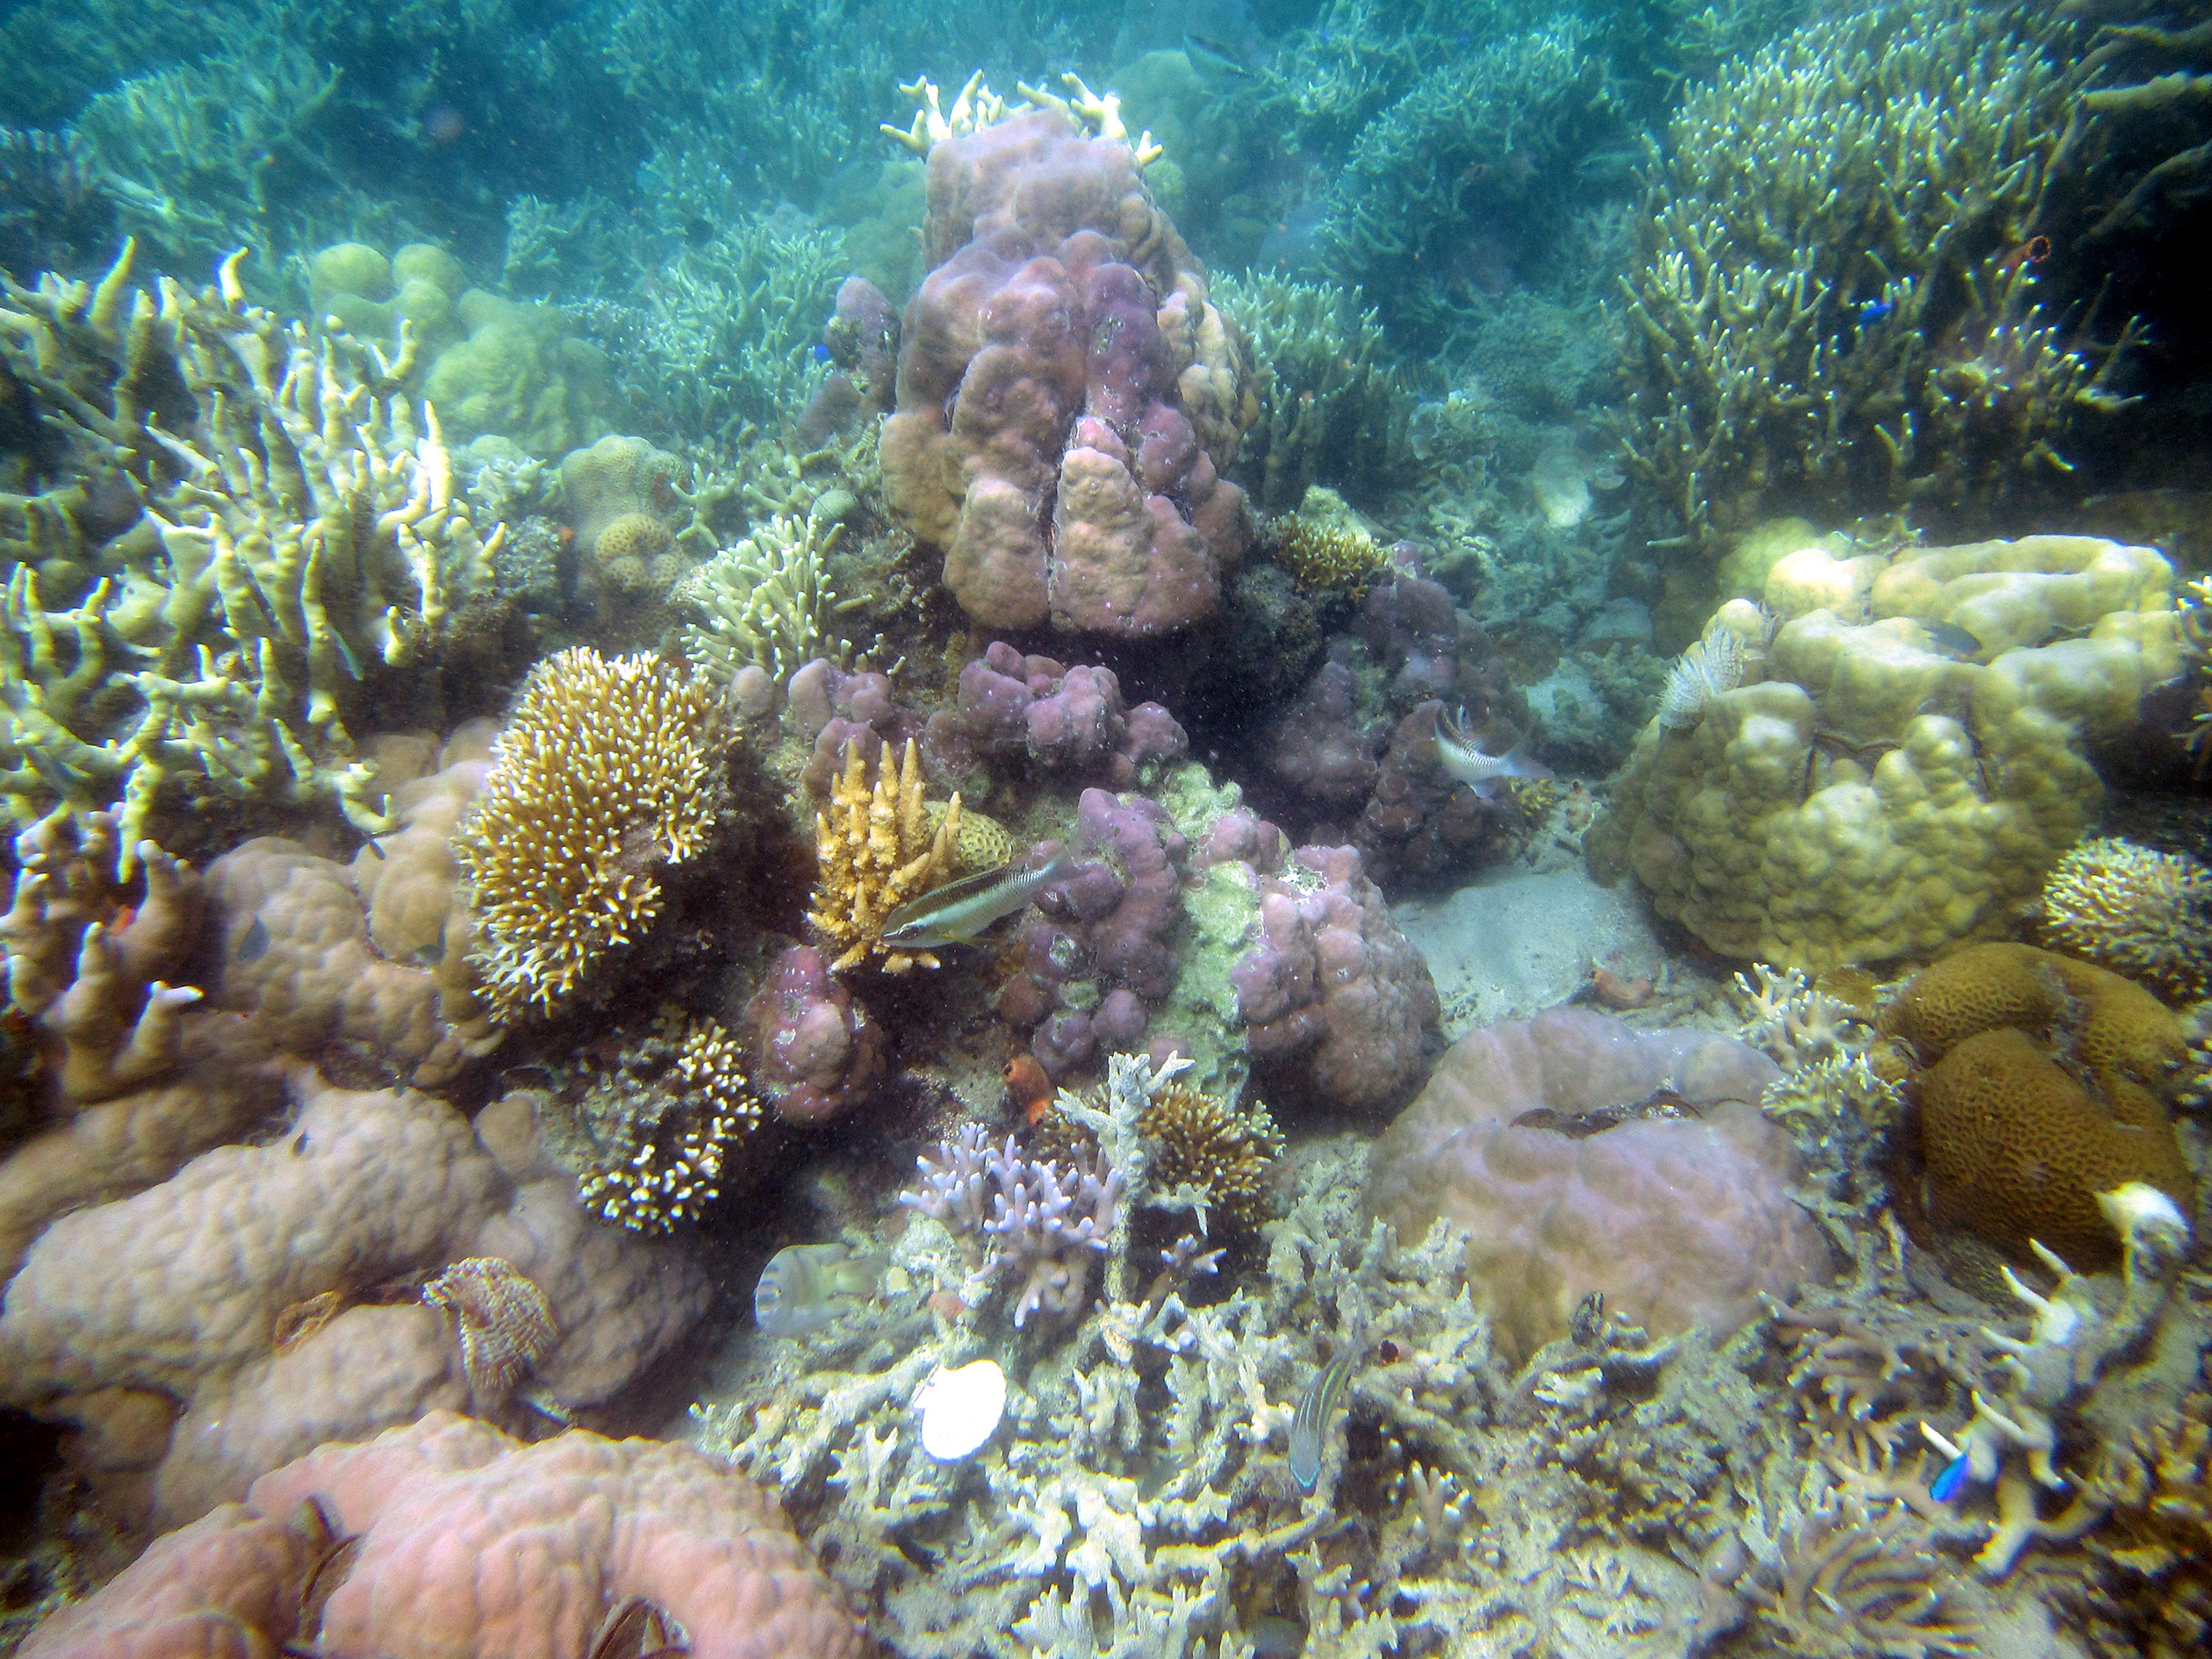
[5,0,2212,1655]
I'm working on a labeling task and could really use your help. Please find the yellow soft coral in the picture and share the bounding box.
[1593,535,2187,970]
[456,649,723,1022]
[808,738,960,973]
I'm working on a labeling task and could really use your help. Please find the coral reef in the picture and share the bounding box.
[1884,942,2195,1270]
[2040,837,2212,1002]
[1,246,503,857]
[924,641,1189,790]
[677,513,861,684]
[1365,1005,1828,1362]
[1623,4,2129,546]
[1591,534,2190,969]
[1268,505,1394,600]
[22,1409,863,1658]
[1137,1081,1281,1231]
[808,737,960,974]
[456,648,725,1023]
[743,944,885,1125]
[878,83,1255,636]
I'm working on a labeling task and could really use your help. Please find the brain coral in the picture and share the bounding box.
[456,649,725,1022]
[1364,1006,1829,1363]
[1593,535,2189,970]
[880,104,1255,636]
[1884,941,2195,1270]
[23,1410,862,1659]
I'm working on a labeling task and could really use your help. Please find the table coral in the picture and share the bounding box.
[1885,942,2195,1270]
[456,648,725,1022]
[1365,1006,1828,1363]
[22,1410,863,1659]
[878,88,1254,636]
[1591,535,2189,970]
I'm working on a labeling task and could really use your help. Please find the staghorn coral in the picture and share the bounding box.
[0,244,503,861]
[1269,507,1392,600]
[1748,1495,1980,1656]
[676,512,862,683]
[22,1409,865,1659]
[456,648,725,1023]
[550,1010,763,1234]
[2072,1391,2212,1659]
[2040,837,2212,1003]
[807,736,960,974]
[1136,1082,1282,1232]
[1885,942,2195,1270]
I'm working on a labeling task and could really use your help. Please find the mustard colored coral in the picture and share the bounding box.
[2040,837,2212,1003]
[1138,1082,1282,1229]
[808,737,960,973]
[1594,534,2187,970]
[456,649,724,1021]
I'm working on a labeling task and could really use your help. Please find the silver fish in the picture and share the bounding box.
[752,1242,887,1337]
[880,854,1075,951]
[1289,1353,1355,1490]
[1436,708,1554,800]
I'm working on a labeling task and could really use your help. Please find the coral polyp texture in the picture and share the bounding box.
[808,736,961,973]
[1883,942,2195,1271]
[878,80,1255,636]
[456,648,725,1022]
[1592,534,2188,970]
[20,1410,863,1659]
[2040,836,2212,1003]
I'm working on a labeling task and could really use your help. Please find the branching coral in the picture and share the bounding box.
[1268,508,1391,600]
[2072,1390,2212,1659]
[806,737,960,974]
[1748,1495,1981,1656]
[676,512,863,682]
[456,648,725,1022]
[2040,836,2212,1002]
[1624,3,2131,546]
[1136,1081,1281,1232]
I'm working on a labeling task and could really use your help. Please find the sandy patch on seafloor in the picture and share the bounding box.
[1392,862,1671,1040]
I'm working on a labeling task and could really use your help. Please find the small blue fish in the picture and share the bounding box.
[810,342,832,362]
[1856,298,1895,322]
[1436,708,1553,801]
[1930,1452,1971,1504]
[1288,1354,1354,1490]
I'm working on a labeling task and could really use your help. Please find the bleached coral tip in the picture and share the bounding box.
[2096,1181,2189,1246]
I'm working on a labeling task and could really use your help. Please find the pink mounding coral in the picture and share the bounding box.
[1363,1006,1834,1363]
[997,789,1187,1077]
[1266,655,1382,812]
[23,1410,864,1659]
[0,1079,711,1529]
[880,107,1253,636]
[925,640,1189,786]
[743,944,885,1124]
[795,275,900,445]
[1230,844,1438,1113]
[786,657,928,796]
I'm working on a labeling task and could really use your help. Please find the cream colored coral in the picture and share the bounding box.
[1599,535,2187,970]
[675,513,858,681]
[456,650,724,1022]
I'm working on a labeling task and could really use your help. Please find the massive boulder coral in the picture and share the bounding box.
[879,86,1255,636]
[0,1077,712,1530]
[1365,1006,1829,1363]
[456,648,726,1022]
[1591,535,2189,969]
[21,1410,861,1659]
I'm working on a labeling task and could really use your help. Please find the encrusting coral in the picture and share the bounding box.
[807,736,961,974]
[2039,836,2212,1003]
[0,243,504,861]
[456,647,725,1023]
[1885,942,2196,1271]
[1591,534,2189,970]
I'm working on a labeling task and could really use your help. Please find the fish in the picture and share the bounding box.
[1288,1352,1355,1490]
[1182,32,1255,82]
[752,1241,887,1337]
[1930,1451,1971,1504]
[237,914,271,964]
[1856,298,1896,322]
[879,855,1075,951]
[1916,620,1985,661]
[1435,708,1554,801]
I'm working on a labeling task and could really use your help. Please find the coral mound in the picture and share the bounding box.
[22,1410,861,1659]
[1365,1006,1828,1362]
[1885,942,2195,1270]
[456,649,724,1021]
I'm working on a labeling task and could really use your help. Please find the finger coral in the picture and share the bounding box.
[23,1410,864,1659]
[456,648,726,1022]
[807,736,960,973]
[2040,837,2212,1003]
[1885,943,2195,1270]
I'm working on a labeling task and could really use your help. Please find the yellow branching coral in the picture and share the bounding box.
[675,513,862,680]
[2042,837,2212,1003]
[1272,512,1390,598]
[456,649,724,1022]
[1138,1082,1282,1229]
[808,737,960,973]
[570,1011,762,1234]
